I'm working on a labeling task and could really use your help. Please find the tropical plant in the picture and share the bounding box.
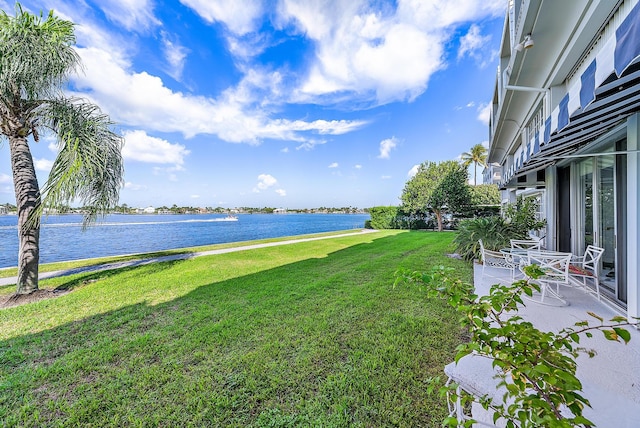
[453,216,512,261]
[395,265,637,427]
[461,143,487,185]
[401,161,471,231]
[0,3,124,295]
[453,196,547,262]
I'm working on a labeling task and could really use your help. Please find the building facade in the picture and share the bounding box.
[486,0,640,319]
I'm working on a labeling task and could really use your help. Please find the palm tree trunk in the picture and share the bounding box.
[9,135,41,294]
[474,162,477,186]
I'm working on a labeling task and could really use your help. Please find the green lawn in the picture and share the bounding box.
[0,230,471,427]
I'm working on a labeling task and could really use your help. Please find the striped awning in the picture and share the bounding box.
[501,1,640,185]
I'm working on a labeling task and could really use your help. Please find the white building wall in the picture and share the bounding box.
[626,113,640,321]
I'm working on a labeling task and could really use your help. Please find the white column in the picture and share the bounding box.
[626,114,640,321]
[545,165,557,251]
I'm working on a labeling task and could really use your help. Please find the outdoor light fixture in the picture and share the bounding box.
[515,34,534,52]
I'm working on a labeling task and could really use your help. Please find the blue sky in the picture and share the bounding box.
[0,0,505,209]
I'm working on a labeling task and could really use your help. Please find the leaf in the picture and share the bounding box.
[587,311,603,322]
[610,315,628,323]
[613,327,631,344]
[602,329,619,342]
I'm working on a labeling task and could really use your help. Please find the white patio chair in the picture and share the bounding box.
[510,239,542,251]
[522,251,573,306]
[569,245,605,301]
[479,239,516,282]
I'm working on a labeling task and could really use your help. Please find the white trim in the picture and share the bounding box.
[626,113,640,321]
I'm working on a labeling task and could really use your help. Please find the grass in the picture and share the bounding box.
[0,230,471,427]
[0,229,363,280]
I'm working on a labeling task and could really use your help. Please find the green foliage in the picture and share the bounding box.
[401,161,471,231]
[395,266,637,427]
[469,184,500,206]
[453,196,547,262]
[453,216,512,261]
[368,206,403,229]
[504,196,547,238]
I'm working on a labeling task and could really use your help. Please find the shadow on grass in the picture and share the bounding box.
[52,259,187,291]
[0,232,470,427]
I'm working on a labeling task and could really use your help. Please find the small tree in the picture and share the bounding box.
[504,196,546,238]
[401,161,471,231]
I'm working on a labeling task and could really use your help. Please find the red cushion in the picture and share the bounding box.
[569,264,593,276]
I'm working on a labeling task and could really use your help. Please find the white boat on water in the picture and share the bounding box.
[212,215,238,222]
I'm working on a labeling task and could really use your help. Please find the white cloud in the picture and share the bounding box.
[281,0,504,105]
[94,0,160,31]
[122,130,190,167]
[354,164,362,169]
[281,147,289,153]
[34,158,54,172]
[124,182,147,191]
[457,24,491,61]
[381,175,391,179]
[179,0,264,35]
[191,194,200,199]
[328,162,339,168]
[296,139,327,151]
[477,102,492,125]
[275,189,287,196]
[253,174,278,193]
[0,173,11,184]
[378,137,398,159]
[71,47,367,143]
[408,164,420,177]
[161,32,190,81]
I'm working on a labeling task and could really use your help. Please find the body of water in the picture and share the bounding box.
[0,213,370,268]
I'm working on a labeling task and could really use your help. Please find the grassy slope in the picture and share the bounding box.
[0,230,471,427]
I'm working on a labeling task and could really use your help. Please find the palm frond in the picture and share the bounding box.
[0,3,79,105]
[39,98,124,227]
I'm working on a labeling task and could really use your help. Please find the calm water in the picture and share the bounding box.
[0,213,369,268]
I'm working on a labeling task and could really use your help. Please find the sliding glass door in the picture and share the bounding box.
[575,140,626,305]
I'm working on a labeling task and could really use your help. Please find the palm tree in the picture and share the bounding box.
[1,4,124,295]
[461,143,488,185]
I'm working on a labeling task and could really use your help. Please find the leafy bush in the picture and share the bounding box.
[368,206,433,230]
[504,196,546,238]
[453,216,512,261]
[368,206,404,229]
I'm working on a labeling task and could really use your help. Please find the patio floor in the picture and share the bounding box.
[466,263,640,427]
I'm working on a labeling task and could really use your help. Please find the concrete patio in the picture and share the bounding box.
[446,263,640,427]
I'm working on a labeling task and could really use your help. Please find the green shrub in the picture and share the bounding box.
[504,196,546,237]
[453,216,512,261]
[453,196,547,262]
[368,206,403,229]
